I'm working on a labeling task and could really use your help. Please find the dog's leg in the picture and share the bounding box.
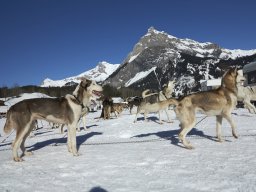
[178,125,195,149]
[82,115,86,129]
[244,99,256,114]
[178,114,196,149]
[114,111,118,118]
[77,119,81,132]
[223,114,238,139]
[67,127,72,153]
[12,138,23,162]
[29,120,38,137]
[216,115,223,142]
[68,124,79,156]
[144,112,149,122]
[134,112,139,123]
[108,107,111,119]
[130,105,133,114]
[12,123,32,162]
[134,108,140,123]
[20,122,34,157]
[164,109,173,123]
[159,111,163,124]
[60,124,65,134]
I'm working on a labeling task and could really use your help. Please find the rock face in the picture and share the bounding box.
[104,27,256,96]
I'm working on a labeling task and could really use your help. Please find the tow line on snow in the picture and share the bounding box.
[0,129,15,144]
[1,133,256,152]
[1,116,256,152]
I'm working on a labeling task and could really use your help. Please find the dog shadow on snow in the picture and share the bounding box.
[133,127,227,149]
[136,116,165,124]
[27,131,102,152]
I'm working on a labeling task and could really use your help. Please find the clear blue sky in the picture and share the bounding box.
[1,0,255,87]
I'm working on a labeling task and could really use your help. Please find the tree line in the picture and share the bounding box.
[0,84,142,101]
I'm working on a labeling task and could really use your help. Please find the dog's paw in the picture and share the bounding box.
[73,152,80,157]
[13,157,24,162]
[24,151,33,156]
[217,137,224,142]
[186,145,195,150]
[232,132,238,139]
[68,148,72,153]
[182,141,194,149]
[233,135,238,139]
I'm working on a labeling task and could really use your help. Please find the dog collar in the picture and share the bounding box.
[73,95,85,109]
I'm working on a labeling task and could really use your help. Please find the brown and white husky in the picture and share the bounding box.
[168,68,244,149]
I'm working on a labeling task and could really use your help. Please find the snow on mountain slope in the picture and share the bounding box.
[125,67,157,87]
[125,27,256,63]
[41,61,120,87]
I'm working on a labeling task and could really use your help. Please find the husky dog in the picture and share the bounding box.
[141,80,175,122]
[142,80,175,101]
[167,68,244,149]
[134,98,177,124]
[127,96,143,114]
[99,97,114,119]
[112,103,126,116]
[3,78,102,162]
[158,80,175,101]
[236,70,256,114]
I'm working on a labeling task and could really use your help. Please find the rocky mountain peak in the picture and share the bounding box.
[105,27,256,94]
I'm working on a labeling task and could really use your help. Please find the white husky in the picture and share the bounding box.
[236,70,256,114]
[141,80,175,122]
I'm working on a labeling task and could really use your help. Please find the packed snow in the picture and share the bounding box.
[0,94,256,192]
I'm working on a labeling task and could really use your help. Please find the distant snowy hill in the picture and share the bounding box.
[41,61,120,87]
[0,92,51,112]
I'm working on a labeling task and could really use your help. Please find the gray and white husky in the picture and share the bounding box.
[4,78,102,162]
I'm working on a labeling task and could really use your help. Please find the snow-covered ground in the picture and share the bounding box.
[0,97,256,192]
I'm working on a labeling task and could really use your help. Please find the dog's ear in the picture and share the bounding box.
[226,67,237,77]
[79,77,92,90]
[168,80,175,86]
[77,77,88,82]
[237,69,243,76]
[231,67,238,77]
[234,66,238,74]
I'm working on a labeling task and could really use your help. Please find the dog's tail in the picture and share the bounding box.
[142,89,158,99]
[3,109,14,134]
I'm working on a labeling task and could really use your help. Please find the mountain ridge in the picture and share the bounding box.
[41,27,256,95]
[104,27,256,95]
